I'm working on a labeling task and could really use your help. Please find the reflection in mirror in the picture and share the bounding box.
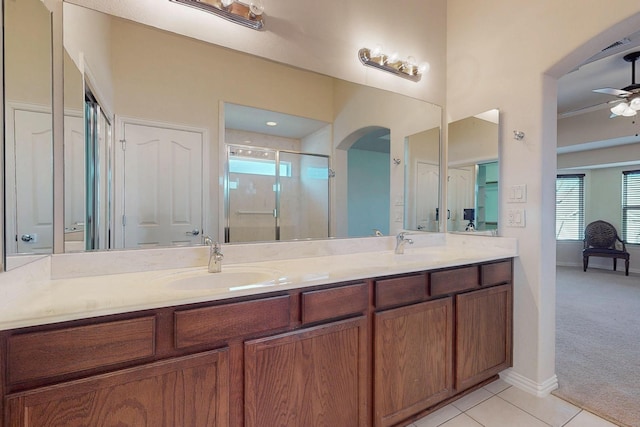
[404,128,440,231]
[4,0,53,269]
[447,110,499,233]
[223,103,331,242]
[348,128,390,237]
[3,2,442,269]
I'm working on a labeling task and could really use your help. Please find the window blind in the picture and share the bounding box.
[622,170,640,244]
[556,174,585,240]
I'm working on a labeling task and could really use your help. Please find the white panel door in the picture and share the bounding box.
[447,167,474,232]
[8,109,53,254]
[122,123,203,248]
[415,162,439,232]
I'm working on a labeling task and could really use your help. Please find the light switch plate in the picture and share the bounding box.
[507,208,526,227]
[508,184,527,203]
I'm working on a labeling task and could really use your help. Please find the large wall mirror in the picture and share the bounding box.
[3,0,54,269]
[3,1,442,270]
[447,109,499,233]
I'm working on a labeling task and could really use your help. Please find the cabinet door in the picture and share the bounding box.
[374,298,454,427]
[456,284,512,391]
[5,349,229,427]
[244,317,368,427]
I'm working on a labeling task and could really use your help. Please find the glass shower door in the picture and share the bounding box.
[226,146,277,243]
[226,145,330,243]
[279,151,329,240]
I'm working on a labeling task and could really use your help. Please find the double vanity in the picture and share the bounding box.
[0,233,517,426]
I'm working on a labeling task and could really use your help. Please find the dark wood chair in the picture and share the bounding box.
[583,220,630,276]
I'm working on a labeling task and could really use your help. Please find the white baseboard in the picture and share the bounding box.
[500,369,558,397]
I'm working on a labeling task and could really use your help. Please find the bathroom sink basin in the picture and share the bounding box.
[164,266,283,291]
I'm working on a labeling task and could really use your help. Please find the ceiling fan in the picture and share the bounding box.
[593,51,640,117]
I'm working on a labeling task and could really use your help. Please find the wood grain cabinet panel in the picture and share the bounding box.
[244,317,368,427]
[301,282,368,324]
[455,284,512,391]
[7,316,156,384]
[374,298,454,427]
[430,266,479,296]
[480,259,512,286]
[374,274,426,309]
[5,349,229,427]
[174,295,290,349]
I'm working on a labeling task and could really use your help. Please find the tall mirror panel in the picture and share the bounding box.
[4,0,54,269]
[447,110,499,233]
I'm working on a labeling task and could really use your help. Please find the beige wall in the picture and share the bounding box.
[68,0,447,105]
[448,117,498,167]
[5,0,51,106]
[448,0,640,393]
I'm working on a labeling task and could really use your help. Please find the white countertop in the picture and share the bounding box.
[0,233,517,331]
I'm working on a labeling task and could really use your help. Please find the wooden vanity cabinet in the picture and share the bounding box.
[0,259,512,427]
[5,349,230,427]
[455,284,512,391]
[374,298,453,427]
[373,259,513,427]
[245,316,368,427]
[245,282,369,427]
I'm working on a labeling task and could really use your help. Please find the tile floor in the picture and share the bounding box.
[410,379,621,427]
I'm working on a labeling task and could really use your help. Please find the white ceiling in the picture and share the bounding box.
[558,30,640,117]
[224,103,329,139]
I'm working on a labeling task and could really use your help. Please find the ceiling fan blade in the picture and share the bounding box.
[593,87,632,97]
[558,99,624,119]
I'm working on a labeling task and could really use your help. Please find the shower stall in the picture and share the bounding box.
[225,144,330,243]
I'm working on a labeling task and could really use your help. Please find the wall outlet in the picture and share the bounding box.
[507,208,526,227]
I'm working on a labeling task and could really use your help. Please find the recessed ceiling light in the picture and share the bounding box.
[266,121,277,126]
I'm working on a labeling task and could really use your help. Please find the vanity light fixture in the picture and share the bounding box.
[358,46,429,82]
[170,0,265,30]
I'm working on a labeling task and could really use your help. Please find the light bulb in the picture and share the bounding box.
[388,52,399,63]
[418,62,430,74]
[611,102,628,116]
[371,44,383,57]
[221,0,234,7]
[249,0,264,17]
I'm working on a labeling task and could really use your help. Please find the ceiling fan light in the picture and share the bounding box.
[630,97,640,110]
[610,102,628,115]
[622,106,637,117]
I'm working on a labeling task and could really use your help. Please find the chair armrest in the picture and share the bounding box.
[615,235,627,251]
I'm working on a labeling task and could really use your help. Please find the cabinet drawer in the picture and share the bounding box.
[481,260,512,286]
[8,316,156,384]
[375,274,426,309]
[175,295,290,349]
[301,283,368,324]
[429,266,479,296]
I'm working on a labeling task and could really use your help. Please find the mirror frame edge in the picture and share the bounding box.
[0,0,4,269]
[47,0,64,254]
[439,107,447,233]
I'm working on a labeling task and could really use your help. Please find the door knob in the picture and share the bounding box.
[21,234,34,242]
[185,229,200,236]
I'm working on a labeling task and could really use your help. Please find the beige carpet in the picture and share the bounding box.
[554,266,640,427]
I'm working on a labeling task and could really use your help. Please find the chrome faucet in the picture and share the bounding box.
[204,236,224,273]
[395,232,414,254]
